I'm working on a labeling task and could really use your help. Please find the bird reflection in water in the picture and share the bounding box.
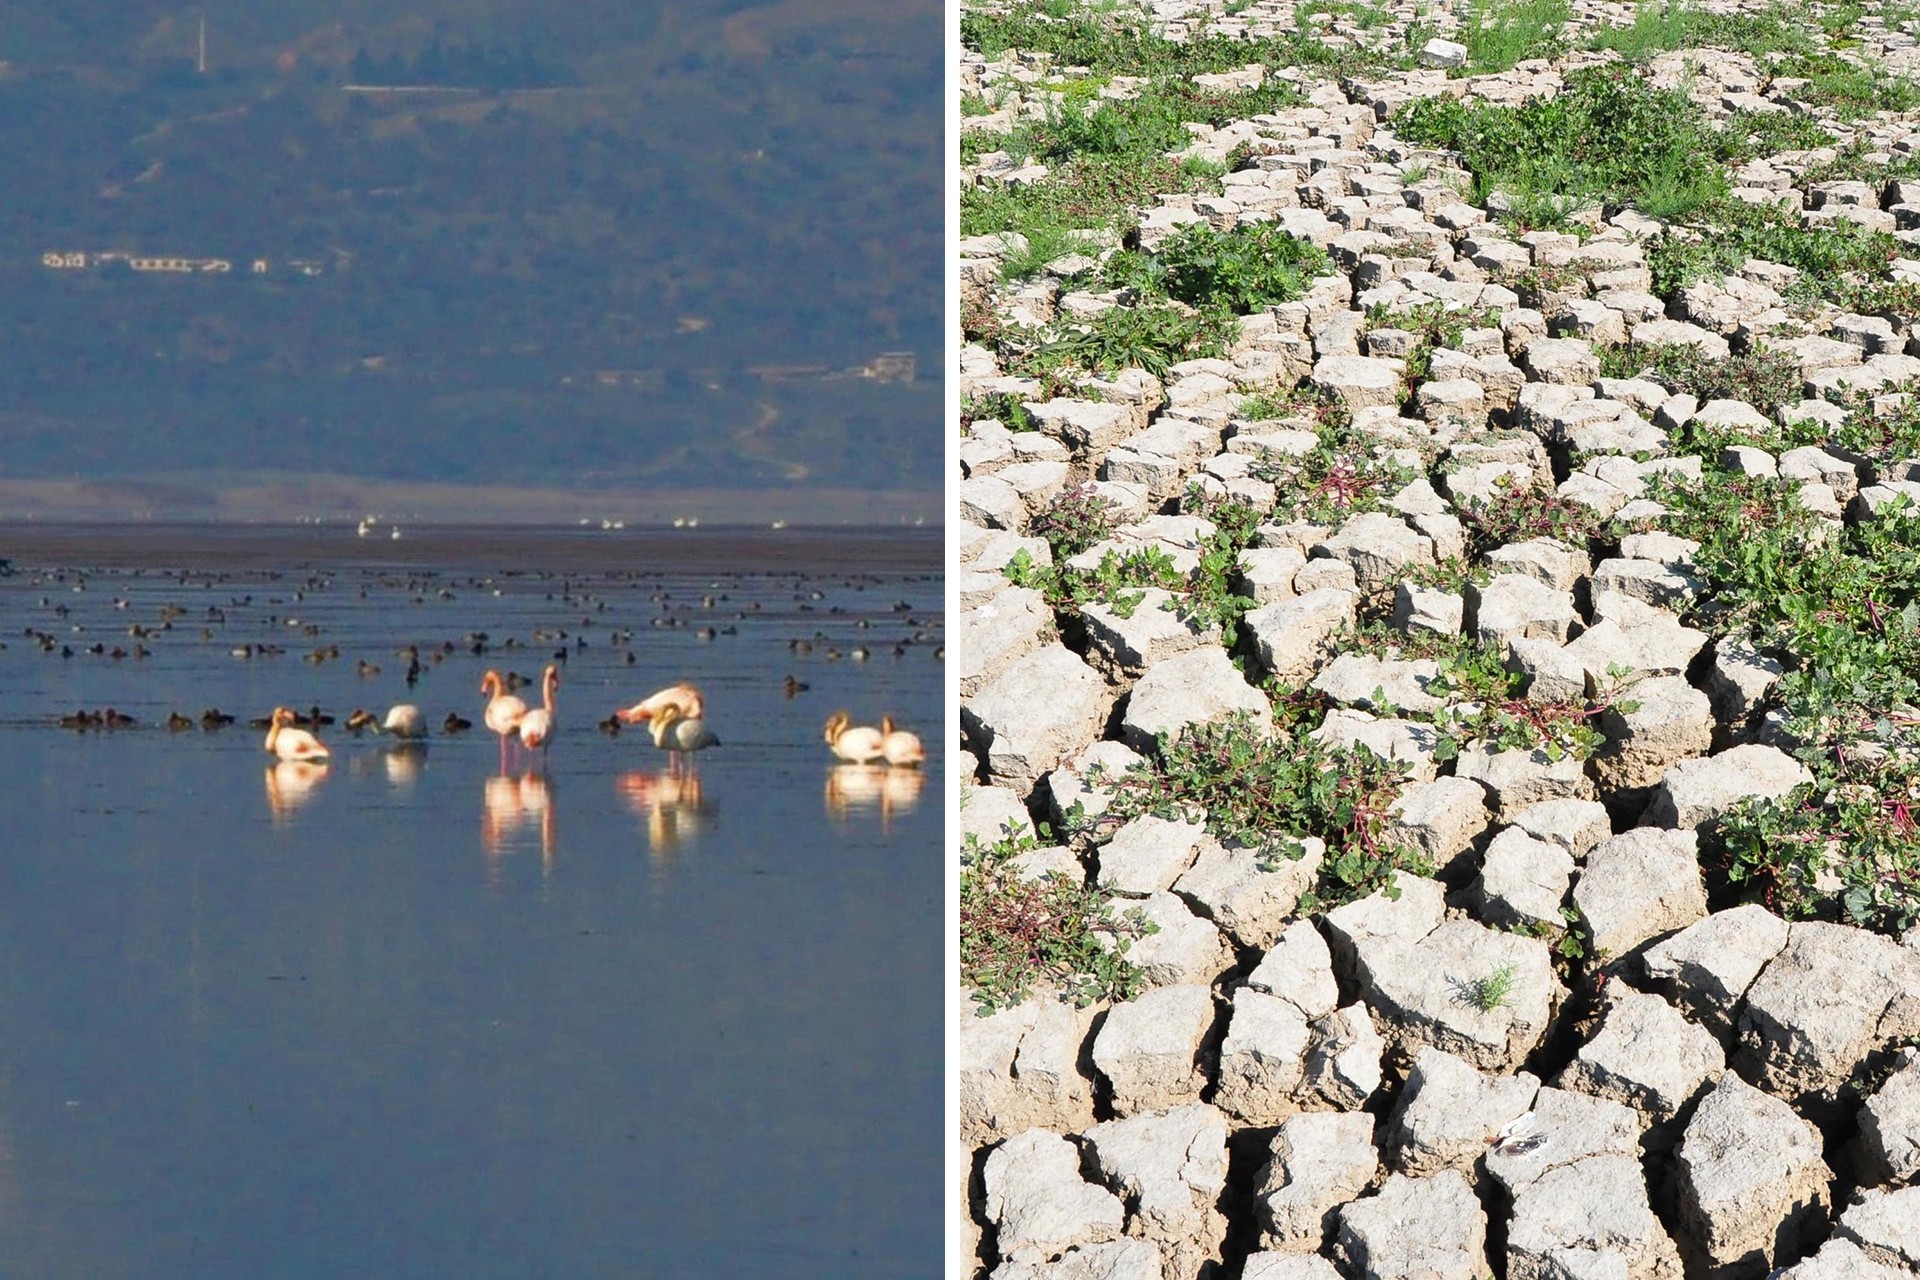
[265,760,328,822]
[823,764,923,831]
[382,743,427,789]
[615,769,715,868]
[346,742,427,789]
[481,770,556,879]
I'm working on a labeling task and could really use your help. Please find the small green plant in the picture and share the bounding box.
[1456,0,1569,71]
[1597,341,1804,418]
[1012,302,1238,381]
[1588,0,1816,60]
[1100,713,1433,911]
[961,824,1159,1014]
[1005,542,1185,617]
[1253,417,1419,526]
[1031,482,1120,560]
[1460,962,1519,1011]
[1457,476,1602,560]
[1111,221,1335,313]
[1393,67,1729,223]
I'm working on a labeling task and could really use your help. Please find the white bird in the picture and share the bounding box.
[481,669,529,768]
[382,703,427,739]
[615,682,705,725]
[264,706,330,761]
[879,715,925,767]
[823,710,885,764]
[517,665,561,753]
[649,704,719,774]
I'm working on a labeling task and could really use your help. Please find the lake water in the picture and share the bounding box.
[0,525,944,1278]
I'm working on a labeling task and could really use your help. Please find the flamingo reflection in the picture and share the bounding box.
[265,760,328,822]
[481,770,556,876]
[823,763,923,831]
[616,769,716,863]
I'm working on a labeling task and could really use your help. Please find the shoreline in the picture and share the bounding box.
[0,521,943,574]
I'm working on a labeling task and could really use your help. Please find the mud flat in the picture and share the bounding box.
[0,522,942,575]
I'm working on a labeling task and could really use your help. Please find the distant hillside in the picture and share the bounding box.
[0,0,941,497]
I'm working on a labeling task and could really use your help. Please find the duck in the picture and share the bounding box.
[823,710,886,764]
[166,712,194,732]
[103,708,136,728]
[443,711,473,734]
[649,704,719,774]
[200,708,235,730]
[516,665,560,753]
[599,713,623,736]
[346,708,380,734]
[614,682,705,725]
[878,715,925,767]
[264,706,330,762]
[783,674,809,699]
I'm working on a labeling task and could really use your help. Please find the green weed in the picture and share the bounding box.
[1252,417,1420,525]
[1598,341,1804,418]
[961,825,1158,1013]
[1457,0,1569,72]
[1099,712,1433,910]
[1031,482,1121,560]
[1460,962,1519,1011]
[1393,67,1728,222]
[1109,221,1335,313]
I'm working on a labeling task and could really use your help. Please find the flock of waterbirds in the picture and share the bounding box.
[17,559,939,780]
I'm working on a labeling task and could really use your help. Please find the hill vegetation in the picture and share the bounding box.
[0,0,940,502]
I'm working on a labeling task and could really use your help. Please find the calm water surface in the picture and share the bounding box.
[0,525,943,1278]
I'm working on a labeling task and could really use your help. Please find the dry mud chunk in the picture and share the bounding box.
[1455,740,1597,818]
[1643,744,1810,831]
[1469,827,1574,932]
[1335,1170,1488,1280]
[1858,1049,1920,1189]
[1083,590,1221,677]
[1254,1111,1380,1252]
[1244,918,1341,1019]
[1091,984,1215,1117]
[1639,904,1789,1040]
[1554,988,1723,1131]
[1084,1103,1230,1280]
[984,1129,1127,1263]
[1245,589,1358,683]
[964,645,1114,792]
[1832,1185,1920,1270]
[961,784,1038,848]
[1325,879,1558,1071]
[1214,987,1313,1126]
[1119,646,1270,753]
[1675,1073,1831,1275]
[1383,1046,1539,1176]
[960,585,1054,698]
[1173,837,1322,951]
[1125,891,1231,990]
[960,998,1098,1145]
[1096,815,1208,898]
[1467,573,1580,649]
[1387,776,1491,877]
[1311,512,1434,598]
[1301,1002,1385,1113]
[1572,828,1707,961]
[1506,1153,1685,1280]
[1736,921,1920,1112]
[1592,675,1713,795]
